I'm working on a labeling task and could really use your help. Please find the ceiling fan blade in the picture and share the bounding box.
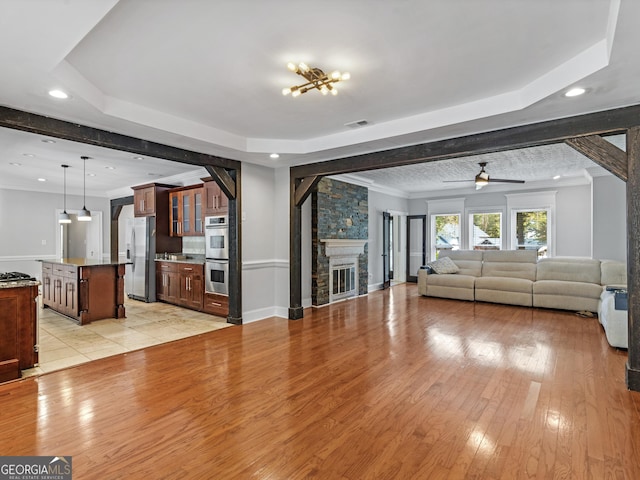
[488,178,525,184]
[442,180,474,183]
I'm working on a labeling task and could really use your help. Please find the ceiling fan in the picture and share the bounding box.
[444,162,525,190]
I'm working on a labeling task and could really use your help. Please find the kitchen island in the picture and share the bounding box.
[41,259,127,325]
[0,279,39,382]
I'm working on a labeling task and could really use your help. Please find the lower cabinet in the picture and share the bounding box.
[203,292,229,317]
[156,262,208,313]
[156,262,180,304]
[0,284,38,382]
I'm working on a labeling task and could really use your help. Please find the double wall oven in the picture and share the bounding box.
[205,215,229,295]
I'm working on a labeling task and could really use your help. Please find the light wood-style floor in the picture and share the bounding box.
[1,284,639,479]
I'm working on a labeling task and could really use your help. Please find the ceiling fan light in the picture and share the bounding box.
[331,88,338,96]
[282,87,292,96]
[287,62,297,72]
[331,70,341,80]
[341,72,351,81]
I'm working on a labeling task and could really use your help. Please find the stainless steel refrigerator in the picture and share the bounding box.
[125,216,157,302]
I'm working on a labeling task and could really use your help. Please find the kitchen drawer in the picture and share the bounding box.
[203,292,228,317]
[156,261,179,273]
[63,265,77,278]
[178,264,203,276]
[42,263,53,274]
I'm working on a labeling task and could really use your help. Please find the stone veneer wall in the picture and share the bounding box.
[311,178,368,306]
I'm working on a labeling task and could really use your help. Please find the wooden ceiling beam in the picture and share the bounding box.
[290,104,640,180]
[565,135,627,181]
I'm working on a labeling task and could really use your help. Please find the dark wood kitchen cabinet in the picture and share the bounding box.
[0,283,39,382]
[156,262,180,304]
[169,185,204,236]
[156,261,203,312]
[178,263,203,310]
[203,292,229,317]
[203,179,228,216]
[132,182,177,217]
[41,260,126,325]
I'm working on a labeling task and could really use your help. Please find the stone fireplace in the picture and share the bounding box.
[311,178,368,306]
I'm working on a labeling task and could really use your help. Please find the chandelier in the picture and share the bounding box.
[282,62,350,97]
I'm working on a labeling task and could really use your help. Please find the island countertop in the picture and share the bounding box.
[38,258,131,267]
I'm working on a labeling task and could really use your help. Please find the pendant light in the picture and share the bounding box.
[58,164,71,224]
[77,155,92,221]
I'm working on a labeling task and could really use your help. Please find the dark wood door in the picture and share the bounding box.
[382,211,391,289]
[406,215,426,283]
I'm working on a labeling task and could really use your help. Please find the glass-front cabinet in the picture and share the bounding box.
[169,185,204,237]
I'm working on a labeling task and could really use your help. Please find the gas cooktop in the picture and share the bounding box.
[0,272,36,283]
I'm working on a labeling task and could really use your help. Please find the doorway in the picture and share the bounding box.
[406,215,426,283]
[56,209,103,260]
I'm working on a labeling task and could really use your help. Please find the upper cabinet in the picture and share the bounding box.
[203,179,228,216]
[170,185,204,236]
[133,185,156,216]
[132,183,176,217]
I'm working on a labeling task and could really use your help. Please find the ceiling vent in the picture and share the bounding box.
[344,119,369,129]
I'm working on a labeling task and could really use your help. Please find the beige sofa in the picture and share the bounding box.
[418,250,626,314]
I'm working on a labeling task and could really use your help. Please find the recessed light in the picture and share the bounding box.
[553,175,561,180]
[9,162,22,167]
[22,153,35,157]
[48,89,68,99]
[104,166,116,170]
[270,153,280,159]
[565,87,586,97]
[133,156,144,160]
[41,139,56,144]
[37,178,46,182]
[87,173,96,177]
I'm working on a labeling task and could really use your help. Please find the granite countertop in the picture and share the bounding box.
[38,258,132,267]
[154,254,206,265]
[0,280,40,290]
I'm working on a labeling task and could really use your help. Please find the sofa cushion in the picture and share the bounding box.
[428,256,459,274]
[475,276,533,294]
[533,280,603,299]
[600,260,627,286]
[483,250,538,264]
[440,250,483,276]
[536,257,601,284]
[426,273,476,289]
[481,261,537,281]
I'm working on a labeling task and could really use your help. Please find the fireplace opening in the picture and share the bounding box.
[332,263,357,301]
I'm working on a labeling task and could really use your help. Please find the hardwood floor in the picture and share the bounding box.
[1,284,639,479]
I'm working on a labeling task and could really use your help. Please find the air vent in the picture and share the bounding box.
[344,119,369,129]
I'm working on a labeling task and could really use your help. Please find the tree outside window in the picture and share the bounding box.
[471,212,501,250]
[515,210,548,257]
[433,214,460,258]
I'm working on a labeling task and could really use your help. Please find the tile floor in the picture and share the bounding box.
[23,299,232,377]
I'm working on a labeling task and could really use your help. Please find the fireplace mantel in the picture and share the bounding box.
[320,239,367,257]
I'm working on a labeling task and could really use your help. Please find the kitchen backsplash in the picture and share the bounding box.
[182,236,205,255]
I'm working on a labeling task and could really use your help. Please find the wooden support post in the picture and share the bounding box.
[626,126,640,390]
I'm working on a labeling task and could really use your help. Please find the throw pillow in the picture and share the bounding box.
[428,256,460,274]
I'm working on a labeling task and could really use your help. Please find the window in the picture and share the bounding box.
[432,214,460,259]
[513,209,549,257]
[470,212,502,250]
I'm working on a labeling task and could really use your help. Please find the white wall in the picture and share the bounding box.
[593,175,626,262]
[0,188,110,279]
[367,190,409,288]
[240,163,283,322]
